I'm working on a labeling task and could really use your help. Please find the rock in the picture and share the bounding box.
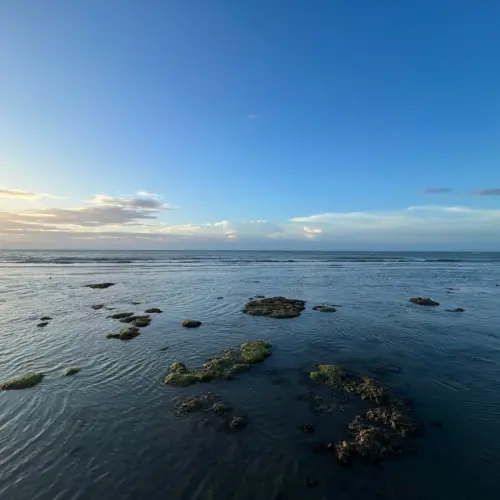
[107,327,141,340]
[212,402,231,414]
[445,287,459,291]
[91,304,105,310]
[120,315,150,323]
[37,322,49,328]
[131,301,141,305]
[108,312,134,320]
[165,341,272,387]
[144,308,162,314]
[216,296,224,300]
[182,319,201,328]
[40,316,52,321]
[159,346,169,351]
[0,373,44,390]
[242,296,306,319]
[300,423,316,433]
[84,283,115,289]
[64,367,81,376]
[445,308,465,313]
[254,295,265,299]
[132,317,152,328]
[409,297,440,306]
[228,416,247,430]
[312,306,337,312]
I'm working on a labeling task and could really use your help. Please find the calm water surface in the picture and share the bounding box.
[1,250,500,499]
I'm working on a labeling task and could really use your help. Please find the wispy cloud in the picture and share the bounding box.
[469,188,500,196]
[136,191,159,198]
[0,188,57,199]
[90,194,173,211]
[246,114,261,119]
[418,187,453,194]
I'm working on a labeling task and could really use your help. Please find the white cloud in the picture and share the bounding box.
[136,191,159,198]
[90,194,173,211]
[0,188,57,200]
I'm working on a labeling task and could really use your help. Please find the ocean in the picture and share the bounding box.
[1,250,500,500]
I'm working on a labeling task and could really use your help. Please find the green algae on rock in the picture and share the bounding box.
[120,315,150,324]
[84,282,115,289]
[409,297,439,306]
[132,317,152,328]
[108,312,134,320]
[64,367,81,376]
[144,308,162,314]
[181,319,201,328]
[107,326,141,340]
[165,341,272,387]
[0,372,44,390]
[242,296,306,319]
[312,306,337,312]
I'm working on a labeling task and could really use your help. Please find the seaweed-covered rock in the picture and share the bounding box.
[165,341,272,387]
[84,282,115,289]
[409,297,439,306]
[132,317,152,328]
[242,296,306,319]
[228,416,247,430]
[107,327,141,340]
[120,315,150,324]
[445,308,465,313]
[144,308,162,314]
[40,316,52,321]
[108,312,134,320]
[312,306,337,312]
[64,367,81,376]
[91,304,105,310]
[0,373,44,390]
[182,319,201,328]
[37,322,49,328]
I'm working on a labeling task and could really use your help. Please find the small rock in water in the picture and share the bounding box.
[0,372,44,390]
[242,296,306,319]
[182,319,201,328]
[107,327,141,340]
[84,282,115,289]
[254,295,265,299]
[159,346,169,351]
[132,317,152,328]
[409,297,440,306]
[228,416,247,430]
[64,367,81,376]
[144,308,162,314]
[37,322,49,328]
[216,296,224,300]
[108,312,134,320]
[131,301,141,305]
[40,316,52,321]
[91,304,105,310]
[312,305,337,312]
[445,308,465,313]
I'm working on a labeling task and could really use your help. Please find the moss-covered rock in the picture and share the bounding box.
[84,282,115,289]
[108,312,134,320]
[165,341,272,387]
[0,372,44,390]
[242,296,306,318]
[228,416,247,430]
[181,319,201,328]
[144,308,162,314]
[91,304,105,310]
[107,326,141,340]
[409,297,439,306]
[132,317,152,328]
[64,367,81,377]
[120,315,149,324]
[313,306,337,312]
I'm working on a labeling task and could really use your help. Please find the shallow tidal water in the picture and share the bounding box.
[1,250,500,500]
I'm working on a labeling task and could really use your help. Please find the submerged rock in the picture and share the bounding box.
[216,296,224,300]
[165,341,272,387]
[181,319,201,328]
[64,367,81,376]
[228,416,247,430]
[107,327,141,340]
[242,296,306,319]
[108,312,134,320]
[91,304,105,310]
[312,306,337,312]
[254,295,265,299]
[144,308,162,314]
[445,308,465,313]
[132,317,152,328]
[84,282,115,289]
[37,322,49,328]
[40,316,52,321]
[0,373,44,390]
[120,314,150,323]
[131,301,141,305]
[409,297,439,306]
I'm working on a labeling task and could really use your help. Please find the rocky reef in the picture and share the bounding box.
[242,297,306,318]
[0,372,44,390]
[165,340,272,387]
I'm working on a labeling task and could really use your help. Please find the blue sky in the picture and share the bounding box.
[1,0,499,249]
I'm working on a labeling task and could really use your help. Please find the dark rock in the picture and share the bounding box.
[242,296,306,319]
[254,295,265,299]
[132,317,152,328]
[107,327,141,340]
[445,287,459,291]
[445,308,465,313]
[40,316,52,321]
[64,367,81,376]
[409,297,440,306]
[144,308,162,314]
[0,373,44,390]
[37,322,49,328]
[91,304,105,310]
[84,282,115,289]
[300,423,316,433]
[182,319,201,328]
[312,305,337,312]
[212,402,231,414]
[159,346,169,351]
[119,315,149,323]
[228,416,247,430]
[216,296,224,300]
[131,301,141,305]
[108,312,134,320]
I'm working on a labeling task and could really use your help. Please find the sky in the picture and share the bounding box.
[1,0,499,250]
